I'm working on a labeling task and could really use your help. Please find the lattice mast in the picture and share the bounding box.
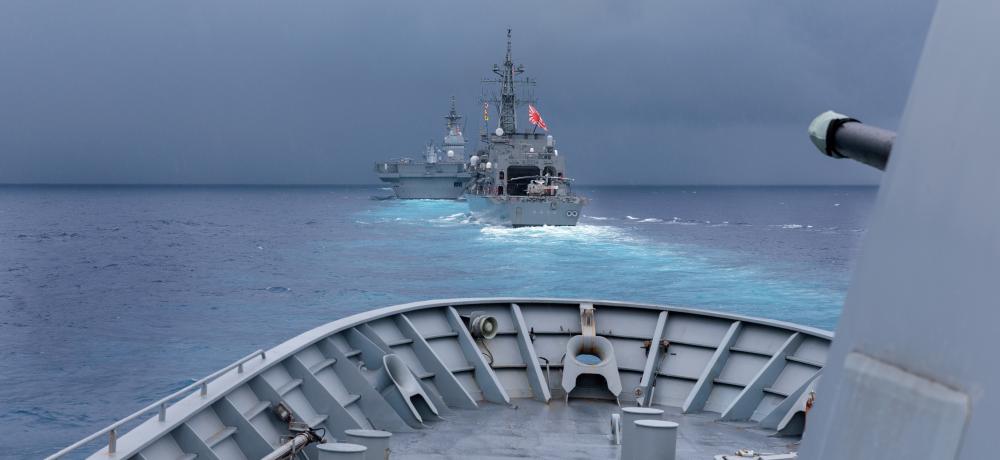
[483,29,535,137]
[445,95,462,136]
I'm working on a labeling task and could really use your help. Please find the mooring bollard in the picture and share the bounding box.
[630,419,678,460]
[619,407,664,459]
[344,429,392,460]
[317,442,368,460]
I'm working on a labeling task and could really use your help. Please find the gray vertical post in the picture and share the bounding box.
[721,332,803,421]
[395,313,478,409]
[510,303,552,402]
[620,407,663,460]
[445,306,510,404]
[344,429,392,460]
[629,420,678,460]
[682,320,742,413]
[317,443,368,460]
[637,311,669,406]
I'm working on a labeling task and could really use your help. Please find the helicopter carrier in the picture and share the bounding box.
[466,31,587,226]
[374,98,471,199]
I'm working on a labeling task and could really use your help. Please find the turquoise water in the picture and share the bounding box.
[0,185,874,457]
[356,198,849,327]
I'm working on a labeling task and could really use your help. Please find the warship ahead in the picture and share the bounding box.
[49,3,1000,458]
[374,98,471,199]
[466,30,587,227]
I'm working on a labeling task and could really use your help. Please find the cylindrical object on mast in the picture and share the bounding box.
[829,121,895,170]
[808,111,896,170]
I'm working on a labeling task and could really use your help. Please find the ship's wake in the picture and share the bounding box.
[478,223,631,244]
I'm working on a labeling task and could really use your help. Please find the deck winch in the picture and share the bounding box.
[261,402,328,460]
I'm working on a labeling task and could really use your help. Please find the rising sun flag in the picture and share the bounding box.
[528,104,548,131]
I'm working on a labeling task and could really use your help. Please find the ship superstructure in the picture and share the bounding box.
[375,98,471,199]
[466,30,587,226]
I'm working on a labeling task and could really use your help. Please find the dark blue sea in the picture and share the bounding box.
[0,185,875,458]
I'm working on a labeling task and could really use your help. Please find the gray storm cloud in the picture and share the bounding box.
[0,0,935,185]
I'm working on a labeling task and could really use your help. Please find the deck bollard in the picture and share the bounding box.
[317,443,368,460]
[619,407,663,459]
[344,429,392,460]
[630,420,678,460]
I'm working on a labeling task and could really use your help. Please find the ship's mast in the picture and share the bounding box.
[445,95,462,136]
[481,29,535,139]
[493,29,524,134]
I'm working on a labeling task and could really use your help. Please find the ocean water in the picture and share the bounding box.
[0,185,875,458]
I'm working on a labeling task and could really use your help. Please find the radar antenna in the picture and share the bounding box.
[445,95,463,135]
[482,29,535,136]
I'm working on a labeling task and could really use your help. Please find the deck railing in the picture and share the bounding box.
[46,349,268,459]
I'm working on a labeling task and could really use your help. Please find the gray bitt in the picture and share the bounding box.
[466,29,587,227]
[374,97,472,199]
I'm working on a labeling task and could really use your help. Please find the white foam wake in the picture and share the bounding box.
[479,224,632,244]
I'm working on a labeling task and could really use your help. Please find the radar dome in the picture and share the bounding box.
[447,150,455,158]
[485,162,492,169]
[470,155,480,166]
[495,127,504,136]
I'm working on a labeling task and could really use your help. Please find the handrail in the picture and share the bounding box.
[46,349,268,459]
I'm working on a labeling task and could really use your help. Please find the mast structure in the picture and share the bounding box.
[445,95,462,136]
[482,29,535,136]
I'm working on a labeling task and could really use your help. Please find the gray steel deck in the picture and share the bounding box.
[392,398,795,459]
[48,298,830,459]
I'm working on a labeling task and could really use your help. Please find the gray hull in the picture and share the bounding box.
[374,98,470,200]
[376,162,471,200]
[380,176,468,199]
[467,194,584,227]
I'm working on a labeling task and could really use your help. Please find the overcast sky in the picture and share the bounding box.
[0,0,936,185]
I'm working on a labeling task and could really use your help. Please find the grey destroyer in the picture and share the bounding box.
[466,31,587,226]
[374,98,471,199]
